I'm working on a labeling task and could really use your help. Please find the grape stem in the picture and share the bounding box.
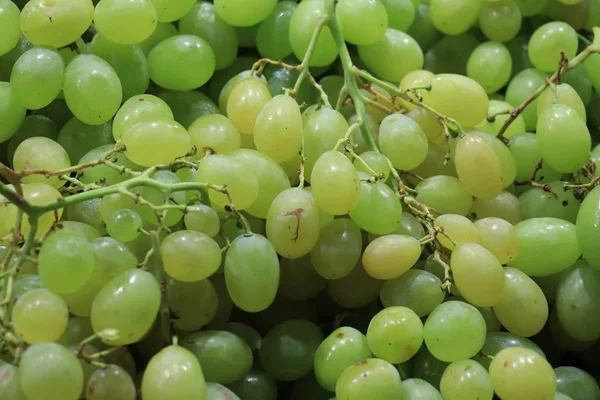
[298,137,307,188]
[433,250,453,294]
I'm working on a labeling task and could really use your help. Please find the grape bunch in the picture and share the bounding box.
[0,0,600,399]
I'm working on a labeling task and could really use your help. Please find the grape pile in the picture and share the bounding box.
[1,0,600,399]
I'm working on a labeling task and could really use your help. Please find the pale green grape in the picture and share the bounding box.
[63,54,122,125]
[65,199,105,234]
[336,0,388,46]
[227,77,272,134]
[450,242,505,307]
[91,269,161,345]
[12,288,68,344]
[489,347,556,400]
[514,0,548,16]
[440,360,493,400]
[479,0,522,42]
[161,230,221,282]
[349,113,380,149]
[78,145,140,186]
[13,137,70,188]
[12,275,43,304]
[363,234,421,279]
[19,343,84,400]
[399,378,442,399]
[428,0,482,35]
[473,331,545,370]
[424,32,479,75]
[142,345,207,400]
[467,42,512,94]
[94,0,157,45]
[435,213,479,250]
[474,217,520,264]
[415,175,473,216]
[99,194,136,223]
[349,177,402,235]
[379,113,428,170]
[0,82,27,143]
[289,0,337,67]
[106,209,143,243]
[505,68,548,131]
[168,278,218,331]
[152,0,195,22]
[577,186,600,269]
[184,204,220,237]
[303,107,348,178]
[207,382,241,400]
[469,130,517,188]
[257,1,296,60]
[358,28,423,83]
[528,22,578,73]
[225,234,279,312]
[0,0,20,57]
[380,269,444,317]
[424,301,487,362]
[0,363,27,400]
[254,94,302,163]
[314,327,372,392]
[381,0,416,32]
[367,306,423,364]
[13,183,63,237]
[311,218,362,279]
[455,134,503,200]
[132,170,185,227]
[555,366,600,400]
[230,148,291,218]
[92,237,138,283]
[122,119,192,166]
[562,64,592,106]
[20,0,94,48]
[279,256,326,301]
[311,150,360,215]
[336,358,402,400]
[366,211,425,241]
[214,0,277,26]
[86,364,136,400]
[537,83,586,123]
[218,70,262,114]
[57,117,114,163]
[227,369,278,400]
[508,132,562,183]
[519,181,579,223]
[328,262,383,308]
[139,22,178,56]
[353,151,391,180]
[189,114,241,160]
[10,48,64,110]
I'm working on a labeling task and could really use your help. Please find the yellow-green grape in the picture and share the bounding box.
[489,347,556,400]
[20,0,94,48]
[479,0,522,42]
[112,94,173,141]
[12,137,70,188]
[122,119,192,167]
[256,1,296,60]
[537,83,586,122]
[474,217,520,264]
[415,175,473,216]
[335,358,402,400]
[214,0,276,26]
[379,113,428,170]
[303,107,349,178]
[362,234,421,279]
[12,288,68,344]
[196,153,258,210]
[142,345,207,400]
[0,363,26,400]
[455,134,503,200]
[151,0,195,22]
[328,262,383,308]
[467,41,512,94]
[336,0,388,45]
[132,170,186,227]
[188,114,241,160]
[254,94,302,163]
[440,359,494,400]
[528,21,577,73]
[353,151,390,180]
[450,242,505,307]
[167,278,218,332]
[227,77,272,134]
[493,268,549,337]
[474,100,526,139]
[428,0,483,36]
[0,0,20,56]
[435,214,479,250]
[399,69,434,110]
[472,190,523,225]
[184,204,220,237]
[289,0,337,67]
[78,145,140,187]
[230,148,291,218]
[105,209,143,243]
[7,115,57,165]
[469,131,517,188]
[577,186,600,269]
[367,306,424,364]
[266,187,320,259]
[349,176,403,235]
[85,364,136,400]
[279,255,326,301]
[505,68,547,131]
[161,230,221,282]
[311,218,362,279]
[311,150,360,215]
[411,141,457,179]
[94,0,157,45]
[218,70,264,114]
[366,211,425,242]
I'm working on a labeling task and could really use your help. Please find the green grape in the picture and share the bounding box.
[435,214,479,250]
[577,186,600,269]
[20,0,94,48]
[349,114,380,151]
[94,0,157,45]
[508,132,562,183]
[78,145,140,186]
[514,0,548,16]
[148,35,216,91]
[365,211,425,241]
[122,119,192,167]
[411,142,456,182]
[318,75,344,109]
[399,378,443,399]
[290,374,332,400]
[584,53,600,94]
[303,107,349,178]
[91,269,160,345]
[367,306,423,364]
[57,117,114,163]
[66,198,105,234]
[218,70,262,114]
[152,0,195,22]
[311,150,360,215]
[314,327,372,392]
[113,94,173,141]
[469,130,517,188]
[161,230,221,282]
[227,369,278,400]
[253,297,318,334]
[455,134,503,200]
[263,61,318,106]
[106,209,143,243]
[353,151,391,180]
[474,217,520,264]
[222,322,262,355]
[189,115,240,161]
[538,83,586,123]
[205,274,234,329]
[131,171,183,224]
[429,0,484,36]
[51,222,99,248]
[415,175,473,216]
[12,183,63,237]
[335,358,402,400]
[139,22,178,56]
[257,1,296,60]
[548,306,597,352]
[142,345,207,400]
[92,237,138,283]
[424,74,489,127]
[0,363,27,400]
[489,347,556,400]
[328,262,383,308]
[279,256,326,301]
[479,0,522,42]
[168,278,218,331]
[227,77,272,134]
[99,193,136,223]
[0,35,34,82]
[336,0,388,46]
[254,94,302,163]
[528,22,577,73]
[89,33,149,100]
[555,366,600,400]
[413,346,450,390]
[505,68,548,131]
[214,0,277,26]
[10,48,64,110]
[562,64,592,106]
[467,41,512,94]
[424,301,487,362]
[38,230,94,294]
[12,137,70,188]
[493,267,548,337]
[12,275,44,304]
[358,28,423,83]
[60,273,103,318]
[289,0,337,67]
[519,181,579,223]
[450,242,505,307]
[556,265,600,341]
[349,177,402,235]
[0,82,26,143]
[12,288,68,344]
[440,359,493,400]
[380,269,444,317]
[509,217,580,276]
[159,89,220,129]
[225,234,279,312]
[310,218,362,279]
[184,204,220,237]
[86,364,136,400]
[207,382,241,400]
[473,331,545,370]
[7,115,57,163]
[424,33,479,75]
[19,343,84,400]
[381,0,415,32]
[379,113,428,170]
[63,54,122,125]
[0,0,20,57]
[363,234,421,279]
